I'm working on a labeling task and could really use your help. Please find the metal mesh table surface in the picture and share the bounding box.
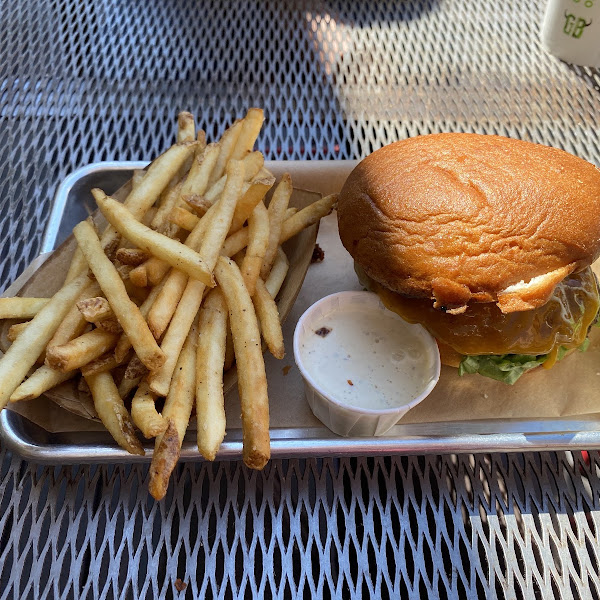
[1,0,600,597]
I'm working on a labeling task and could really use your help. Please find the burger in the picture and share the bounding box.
[337,133,600,384]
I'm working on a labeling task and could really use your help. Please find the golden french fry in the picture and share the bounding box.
[253,278,285,359]
[7,321,30,341]
[80,353,119,378]
[115,248,150,266]
[204,151,264,206]
[197,129,206,149]
[131,169,145,190]
[170,206,202,231]
[231,108,265,160]
[94,318,123,334]
[264,247,289,298]
[117,374,141,399]
[241,202,270,296]
[145,258,171,287]
[131,379,167,438]
[260,174,292,278]
[180,143,220,203]
[280,194,337,242]
[183,196,212,217]
[10,364,75,402]
[214,256,270,470]
[176,111,195,143]
[128,264,148,287]
[149,325,197,500]
[85,371,145,456]
[196,289,228,460]
[285,207,298,219]
[0,297,49,319]
[65,248,89,283]
[73,220,165,371]
[46,329,119,372]
[114,277,166,363]
[93,190,214,287]
[223,323,235,371]
[124,355,148,380]
[100,143,197,252]
[148,160,245,396]
[76,297,113,323]
[150,180,184,234]
[147,270,188,340]
[208,119,243,187]
[228,174,275,233]
[0,273,89,410]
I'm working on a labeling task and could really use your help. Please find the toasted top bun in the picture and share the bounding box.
[338,133,600,313]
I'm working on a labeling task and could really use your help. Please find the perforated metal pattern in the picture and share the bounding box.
[1,0,600,597]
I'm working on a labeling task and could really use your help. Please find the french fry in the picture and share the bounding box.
[85,371,145,456]
[196,289,228,460]
[101,142,197,251]
[280,193,337,242]
[114,277,167,363]
[179,143,220,204]
[208,119,243,187]
[264,247,289,298]
[94,318,123,334]
[214,256,270,470]
[285,207,298,219]
[128,264,148,288]
[149,325,197,500]
[228,174,275,233]
[148,160,245,396]
[7,321,30,341]
[170,206,202,231]
[260,174,292,278]
[241,202,269,296]
[93,190,214,287]
[118,373,142,400]
[124,356,148,380]
[46,329,119,372]
[0,273,89,410]
[131,379,167,438]
[176,111,195,143]
[10,365,74,402]
[131,169,145,190]
[80,353,119,378]
[231,108,264,160]
[0,297,49,319]
[115,248,150,266]
[77,297,113,323]
[65,248,88,283]
[145,259,172,287]
[73,220,165,371]
[253,278,285,359]
[223,324,235,371]
[204,151,265,206]
[149,180,184,235]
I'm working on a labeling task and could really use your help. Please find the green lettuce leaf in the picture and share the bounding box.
[458,354,548,385]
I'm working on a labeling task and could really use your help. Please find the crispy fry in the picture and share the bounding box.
[208,119,243,187]
[214,256,270,470]
[131,379,167,438]
[149,325,197,500]
[228,174,275,233]
[85,371,145,456]
[150,180,184,235]
[77,297,113,323]
[73,220,165,371]
[170,206,201,231]
[196,289,228,460]
[115,248,150,266]
[93,190,214,287]
[117,374,142,400]
[260,174,292,278]
[231,108,264,160]
[0,297,49,319]
[128,264,148,287]
[253,277,285,359]
[241,202,270,296]
[0,273,88,410]
[46,329,119,372]
[148,160,245,396]
[65,248,89,283]
[144,258,171,287]
[223,324,235,371]
[176,111,195,143]
[114,277,166,363]
[80,353,119,378]
[124,355,148,380]
[7,321,30,341]
[10,365,74,402]
[204,151,264,206]
[131,169,145,190]
[264,247,289,298]
[101,142,197,251]
[95,317,123,334]
[280,193,337,242]
[180,143,220,203]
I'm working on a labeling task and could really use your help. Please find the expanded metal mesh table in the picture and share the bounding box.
[1,0,600,597]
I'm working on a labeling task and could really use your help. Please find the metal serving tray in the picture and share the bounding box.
[2,160,600,463]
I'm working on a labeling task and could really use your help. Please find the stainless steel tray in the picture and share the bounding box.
[2,160,600,463]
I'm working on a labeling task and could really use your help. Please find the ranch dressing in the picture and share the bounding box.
[298,305,435,410]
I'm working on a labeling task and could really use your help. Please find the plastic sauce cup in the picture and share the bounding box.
[293,291,441,437]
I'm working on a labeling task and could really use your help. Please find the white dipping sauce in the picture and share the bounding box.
[298,305,435,410]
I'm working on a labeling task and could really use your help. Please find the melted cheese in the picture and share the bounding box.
[369,268,599,357]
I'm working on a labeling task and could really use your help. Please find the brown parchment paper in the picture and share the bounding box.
[3,160,600,435]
